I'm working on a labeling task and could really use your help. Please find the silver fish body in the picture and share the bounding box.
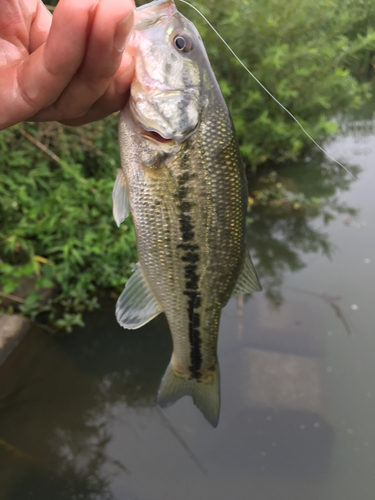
[114,0,260,426]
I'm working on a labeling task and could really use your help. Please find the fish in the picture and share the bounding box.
[113,0,261,427]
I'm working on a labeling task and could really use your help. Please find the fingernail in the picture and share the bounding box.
[113,10,134,52]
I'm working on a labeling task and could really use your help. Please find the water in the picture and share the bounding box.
[0,108,374,499]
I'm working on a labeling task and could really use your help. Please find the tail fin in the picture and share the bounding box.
[157,362,220,427]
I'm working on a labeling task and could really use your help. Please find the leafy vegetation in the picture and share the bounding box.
[0,120,137,330]
[0,0,374,328]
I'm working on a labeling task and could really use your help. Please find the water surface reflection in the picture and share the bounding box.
[247,152,359,306]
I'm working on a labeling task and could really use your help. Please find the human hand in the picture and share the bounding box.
[0,0,135,130]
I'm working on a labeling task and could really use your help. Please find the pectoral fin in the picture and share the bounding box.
[113,169,131,227]
[231,251,262,296]
[116,263,162,329]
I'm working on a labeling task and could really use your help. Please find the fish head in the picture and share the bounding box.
[125,0,211,149]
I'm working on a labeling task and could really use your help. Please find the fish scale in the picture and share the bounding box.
[115,0,260,426]
[123,101,246,374]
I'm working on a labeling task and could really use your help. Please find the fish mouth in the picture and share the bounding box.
[142,129,175,144]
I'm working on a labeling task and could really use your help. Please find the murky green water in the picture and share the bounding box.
[0,106,374,500]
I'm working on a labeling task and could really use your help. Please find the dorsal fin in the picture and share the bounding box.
[113,170,131,227]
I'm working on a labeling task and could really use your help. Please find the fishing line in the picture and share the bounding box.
[177,0,357,181]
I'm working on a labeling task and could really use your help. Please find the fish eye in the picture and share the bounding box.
[173,34,193,53]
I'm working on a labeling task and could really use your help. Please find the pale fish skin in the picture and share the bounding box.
[114,0,260,427]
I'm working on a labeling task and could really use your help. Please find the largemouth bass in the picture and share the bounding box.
[114,0,260,427]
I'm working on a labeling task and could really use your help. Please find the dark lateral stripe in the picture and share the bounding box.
[177,152,202,379]
[184,289,202,378]
[179,213,195,242]
[177,243,199,251]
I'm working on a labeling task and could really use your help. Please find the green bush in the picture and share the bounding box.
[0,120,137,330]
